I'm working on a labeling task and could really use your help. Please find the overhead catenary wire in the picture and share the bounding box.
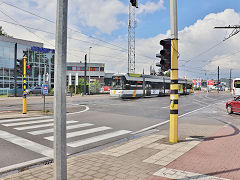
[0,1,155,61]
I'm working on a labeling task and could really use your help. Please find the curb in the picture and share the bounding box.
[0,157,53,178]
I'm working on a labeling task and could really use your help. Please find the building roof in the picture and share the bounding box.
[0,36,43,47]
[104,73,114,78]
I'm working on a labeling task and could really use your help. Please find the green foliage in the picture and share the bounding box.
[49,88,54,95]
[0,26,12,37]
[194,87,201,91]
[67,78,101,95]
[90,80,101,94]
[164,71,170,77]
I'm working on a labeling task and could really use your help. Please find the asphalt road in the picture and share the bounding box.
[0,92,234,172]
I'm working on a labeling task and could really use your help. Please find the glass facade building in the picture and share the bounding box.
[0,36,54,95]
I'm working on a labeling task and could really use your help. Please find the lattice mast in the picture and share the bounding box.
[128,1,137,73]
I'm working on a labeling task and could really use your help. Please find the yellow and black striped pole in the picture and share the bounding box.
[169,0,178,143]
[170,39,178,143]
[22,56,27,114]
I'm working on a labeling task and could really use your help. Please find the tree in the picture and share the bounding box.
[0,26,12,37]
[164,71,170,77]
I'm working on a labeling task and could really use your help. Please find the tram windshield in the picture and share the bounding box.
[112,76,125,90]
[234,80,240,88]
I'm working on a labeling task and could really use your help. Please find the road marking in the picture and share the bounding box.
[0,111,13,114]
[153,168,229,180]
[0,130,53,157]
[28,123,93,135]
[193,98,209,105]
[67,105,89,115]
[133,101,225,135]
[161,105,170,109]
[3,119,54,127]
[45,126,112,141]
[0,116,51,123]
[15,121,77,130]
[68,130,132,148]
[179,106,208,118]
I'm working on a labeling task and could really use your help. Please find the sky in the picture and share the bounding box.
[1,0,240,80]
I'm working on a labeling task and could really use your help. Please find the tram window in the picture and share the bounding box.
[129,81,143,89]
[112,77,123,90]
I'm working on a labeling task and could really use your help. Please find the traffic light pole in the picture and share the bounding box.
[169,0,178,143]
[22,56,27,114]
[14,43,17,97]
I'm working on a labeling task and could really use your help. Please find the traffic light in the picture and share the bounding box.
[130,0,138,8]
[27,63,32,76]
[16,58,23,75]
[156,38,171,72]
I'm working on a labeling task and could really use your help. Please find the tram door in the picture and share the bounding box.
[146,83,151,96]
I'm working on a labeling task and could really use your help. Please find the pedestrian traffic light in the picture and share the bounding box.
[130,0,138,8]
[16,58,23,75]
[156,39,171,72]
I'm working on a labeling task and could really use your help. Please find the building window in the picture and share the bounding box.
[95,67,99,71]
[100,67,104,71]
[77,67,80,71]
[72,66,77,71]
[80,67,85,71]
[90,67,95,71]
[67,66,72,70]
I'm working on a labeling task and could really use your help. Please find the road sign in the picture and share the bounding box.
[42,84,48,95]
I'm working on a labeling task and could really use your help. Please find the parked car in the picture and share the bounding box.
[226,96,240,114]
[26,86,42,94]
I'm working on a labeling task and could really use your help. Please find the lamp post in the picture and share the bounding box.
[88,47,92,94]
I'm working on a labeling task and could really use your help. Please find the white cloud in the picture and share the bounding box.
[137,0,165,14]
[177,9,240,79]
[1,1,240,79]
[71,0,127,34]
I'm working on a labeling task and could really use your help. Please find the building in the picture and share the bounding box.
[0,36,112,95]
[0,36,55,95]
[66,62,105,86]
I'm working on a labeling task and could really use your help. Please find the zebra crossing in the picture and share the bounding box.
[0,116,132,157]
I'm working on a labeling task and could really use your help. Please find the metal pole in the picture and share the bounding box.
[23,56,27,114]
[89,47,92,94]
[14,43,17,97]
[218,66,219,93]
[142,69,145,97]
[43,94,45,113]
[84,54,87,95]
[169,0,178,143]
[230,69,232,93]
[54,0,68,179]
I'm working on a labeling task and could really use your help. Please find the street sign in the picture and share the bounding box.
[42,84,48,95]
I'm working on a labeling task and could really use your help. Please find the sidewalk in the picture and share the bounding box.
[1,98,239,180]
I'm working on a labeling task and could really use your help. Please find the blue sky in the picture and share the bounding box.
[1,0,240,79]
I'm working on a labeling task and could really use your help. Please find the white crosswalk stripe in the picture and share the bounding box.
[15,121,77,130]
[68,130,132,148]
[28,123,93,135]
[44,126,112,141]
[0,130,53,157]
[0,116,51,123]
[0,116,132,154]
[3,119,54,126]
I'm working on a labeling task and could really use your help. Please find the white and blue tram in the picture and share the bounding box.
[110,73,192,98]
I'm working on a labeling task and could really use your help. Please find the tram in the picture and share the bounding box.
[110,73,192,98]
